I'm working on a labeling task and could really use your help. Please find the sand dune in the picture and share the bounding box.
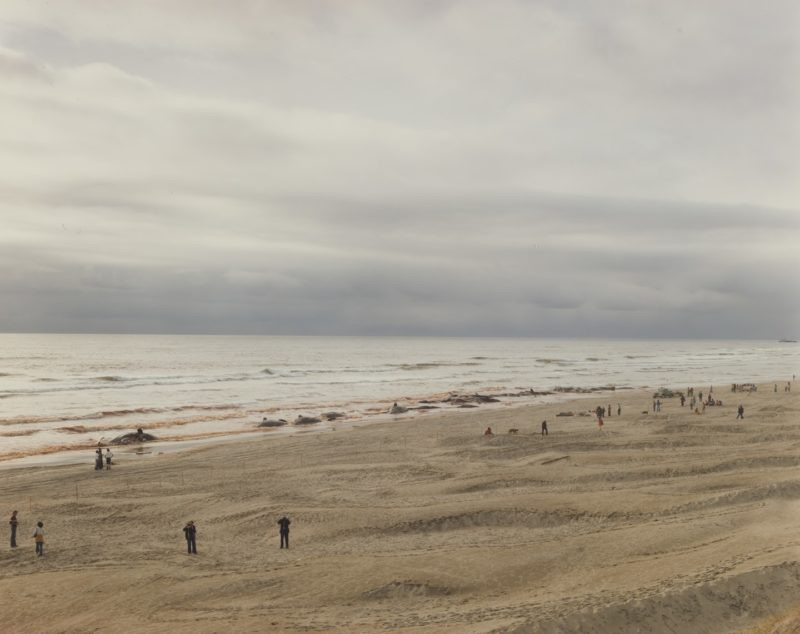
[1,382,799,633]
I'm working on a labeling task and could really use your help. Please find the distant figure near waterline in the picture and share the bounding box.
[94,448,103,471]
[617,404,621,416]
[607,404,612,418]
[9,510,18,548]
[278,516,291,549]
[183,521,197,554]
[680,395,685,407]
[541,420,548,436]
[737,405,745,420]
[32,521,44,556]
[105,448,113,470]
[484,427,493,436]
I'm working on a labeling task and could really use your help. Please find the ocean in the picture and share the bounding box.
[0,334,797,463]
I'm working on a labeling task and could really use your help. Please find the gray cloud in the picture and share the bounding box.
[0,1,797,337]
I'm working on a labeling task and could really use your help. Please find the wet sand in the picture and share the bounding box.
[1,382,798,633]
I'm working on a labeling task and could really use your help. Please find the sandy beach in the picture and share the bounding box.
[1,381,799,633]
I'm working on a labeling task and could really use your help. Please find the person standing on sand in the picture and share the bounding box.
[595,406,604,429]
[105,448,113,470]
[541,420,548,436]
[617,404,621,416]
[737,405,745,419]
[10,510,18,548]
[183,521,197,554]
[32,521,44,556]
[94,448,103,471]
[278,516,291,549]
[607,404,612,418]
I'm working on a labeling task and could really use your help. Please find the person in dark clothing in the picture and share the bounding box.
[617,404,621,416]
[278,516,291,549]
[95,448,103,471]
[607,404,612,418]
[183,521,197,554]
[541,420,548,436]
[737,405,744,420]
[9,510,18,548]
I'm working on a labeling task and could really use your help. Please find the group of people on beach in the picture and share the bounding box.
[594,404,621,427]
[9,509,293,557]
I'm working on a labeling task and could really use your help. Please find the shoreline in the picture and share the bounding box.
[0,383,643,468]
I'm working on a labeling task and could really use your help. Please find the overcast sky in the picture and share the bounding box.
[0,1,798,337]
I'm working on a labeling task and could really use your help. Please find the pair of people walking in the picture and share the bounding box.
[180,516,292,554]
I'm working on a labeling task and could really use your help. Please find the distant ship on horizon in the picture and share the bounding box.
[778,338,798,343]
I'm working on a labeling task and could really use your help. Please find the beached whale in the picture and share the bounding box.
[295,415,321,425]
[258,418,288,427]
[110,429,157,445]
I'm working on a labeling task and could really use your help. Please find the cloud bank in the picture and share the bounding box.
[0,1,798,337]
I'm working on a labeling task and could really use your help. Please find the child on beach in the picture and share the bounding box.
[32,521,44,556]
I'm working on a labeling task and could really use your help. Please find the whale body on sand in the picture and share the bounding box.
[258,419,288,427]
[110,430,157,445]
